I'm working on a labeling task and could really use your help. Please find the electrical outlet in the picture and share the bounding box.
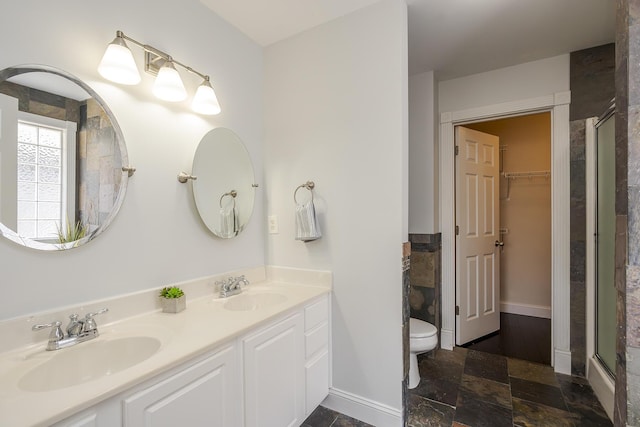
[268,215,279,234]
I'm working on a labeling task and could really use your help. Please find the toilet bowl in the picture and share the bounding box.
[409,318,438,389]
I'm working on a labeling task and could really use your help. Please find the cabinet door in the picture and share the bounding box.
[53,396,120,427]
[123,344,239,427]
[243,313,304,427]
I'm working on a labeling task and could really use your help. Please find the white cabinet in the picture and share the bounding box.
[243,313,305,427]
[54,293,329,427]
[242,294,329,427]
[304,296,330,415]
[123,344,240,427]
[52,397,120,427]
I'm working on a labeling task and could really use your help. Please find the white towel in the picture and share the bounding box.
[295,200,321,242]
[219,205,239,238]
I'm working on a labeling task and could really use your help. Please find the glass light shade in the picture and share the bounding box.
[98,37,141,85]
[191,80,221,115]
[152,61,187,102]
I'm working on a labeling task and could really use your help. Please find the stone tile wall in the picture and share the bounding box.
[615,0,640,424]
[569,43,615,377]
[402,242,410,427]
[408,234,442,339]
[77,98,122,231]
[0,80,81,125]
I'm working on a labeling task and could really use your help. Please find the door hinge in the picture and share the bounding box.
[455,225,459,235]
[455,145,459,155]
[455,305,460,315]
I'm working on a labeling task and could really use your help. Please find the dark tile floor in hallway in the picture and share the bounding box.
[408,347,612,427]
[462,313,552,365]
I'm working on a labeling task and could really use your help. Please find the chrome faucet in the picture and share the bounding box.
[32,308,108,351]
[216,275,249,298]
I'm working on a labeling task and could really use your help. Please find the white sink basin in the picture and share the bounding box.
[19,336,161,392]
[223,292,287,311]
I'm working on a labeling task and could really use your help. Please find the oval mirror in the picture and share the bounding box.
[0,65,130,250]
[192,128,255,238]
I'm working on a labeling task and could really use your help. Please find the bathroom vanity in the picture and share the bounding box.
[0,267,331,427]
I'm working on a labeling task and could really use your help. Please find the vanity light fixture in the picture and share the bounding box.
[98,30,221,115]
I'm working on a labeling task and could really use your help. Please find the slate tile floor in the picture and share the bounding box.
[408,347,613,427]
[302,405,373,427]
[303,347,611,426]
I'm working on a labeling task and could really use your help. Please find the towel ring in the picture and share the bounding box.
[219,190,237,208]
[294,181,315,204]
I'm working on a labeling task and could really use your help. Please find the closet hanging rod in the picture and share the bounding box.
[501,170,550,179]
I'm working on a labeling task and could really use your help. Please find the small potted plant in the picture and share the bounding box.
[159,286,186,313]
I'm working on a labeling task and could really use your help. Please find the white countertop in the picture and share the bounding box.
[0,276,330,427]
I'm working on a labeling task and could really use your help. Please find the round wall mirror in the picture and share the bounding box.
[0,65,130,250]
[192,128,255,238]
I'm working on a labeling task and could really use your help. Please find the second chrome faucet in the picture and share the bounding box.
[216,275,249,298]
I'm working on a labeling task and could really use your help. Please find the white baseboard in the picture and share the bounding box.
[321,387,402,427]
[554,349,572,375]
[440,328,454,350]
[500,302,551,319]
[587,357,615,421]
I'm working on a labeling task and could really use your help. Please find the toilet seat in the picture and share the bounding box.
[410,318,437,338]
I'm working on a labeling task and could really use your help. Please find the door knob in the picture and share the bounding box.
[495,240,504,247]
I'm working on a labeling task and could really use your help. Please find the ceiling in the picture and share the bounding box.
[200,0,615,80]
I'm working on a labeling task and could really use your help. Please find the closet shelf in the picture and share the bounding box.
[501,170,550,200]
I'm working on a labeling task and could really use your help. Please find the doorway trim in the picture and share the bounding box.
[439,91,572,374]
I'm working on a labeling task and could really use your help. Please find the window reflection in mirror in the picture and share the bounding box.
[0,66,129,250]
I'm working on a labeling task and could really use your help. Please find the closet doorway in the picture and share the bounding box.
[455,112,552,365]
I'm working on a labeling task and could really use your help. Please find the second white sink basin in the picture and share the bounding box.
[223,292,287,311]
[19,336,161,392]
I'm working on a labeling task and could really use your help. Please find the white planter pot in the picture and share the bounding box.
[160,295,186,313]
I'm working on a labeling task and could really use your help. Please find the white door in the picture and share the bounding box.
[455,126,501,345]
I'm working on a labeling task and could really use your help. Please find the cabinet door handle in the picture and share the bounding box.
[495,240,504,247]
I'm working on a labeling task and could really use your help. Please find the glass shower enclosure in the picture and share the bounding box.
[595,111,616,377]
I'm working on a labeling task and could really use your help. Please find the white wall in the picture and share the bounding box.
[0,0,264,320]
[264,0,408,420]
[0,94,18,230]
[409,71,437,233]
[430,54,570,232]
[439,54,570,113]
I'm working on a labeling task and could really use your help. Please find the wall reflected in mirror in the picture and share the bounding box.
[0,66,130,250]
[191,128,255,239]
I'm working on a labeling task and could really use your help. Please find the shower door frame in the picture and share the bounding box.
[585,115,616,420]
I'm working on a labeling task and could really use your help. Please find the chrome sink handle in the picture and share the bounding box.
[236,275,250,287]
[82,308,108,333]
[32,321,64,348]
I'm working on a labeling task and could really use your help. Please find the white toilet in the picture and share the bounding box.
[409,318,438,389]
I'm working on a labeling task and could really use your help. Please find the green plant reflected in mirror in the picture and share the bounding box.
[0,65,131,251]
